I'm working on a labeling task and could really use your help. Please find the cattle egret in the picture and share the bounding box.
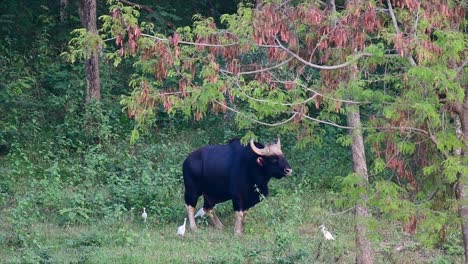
[142,207,147,223]
[177,218,187,236]
[319,225,335,240]
[194,208,205,218]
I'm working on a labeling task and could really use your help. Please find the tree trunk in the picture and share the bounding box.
[60,0,68,23]
[456,89,468,263]
[347,103,374,264]
[78,0,101,103]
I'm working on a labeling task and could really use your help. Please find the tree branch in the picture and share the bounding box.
[118,0,154,13]
[275,37,373,70]
[267,73,368,104]
[215,100,298,127]
[299,112,354,129]
[456,59,468,78]
[228,78,318,106]
[141,33,239,47]
[220,57,293,76]
[386,0,417,66]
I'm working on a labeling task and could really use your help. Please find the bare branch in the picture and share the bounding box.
[329,206,356,216]
[299,112,354,129]
[215,100,298,127]
[220,57,293,75]
[140,33,239,48]
[456,59,468,77]
[413,5,420,35]
[300,112,430,135]
[268,74,368,104]
[386,0,417,66]
[274,37,373,70]
[229,78,318,106]
[426,120,450,159]
[386,0,401,35]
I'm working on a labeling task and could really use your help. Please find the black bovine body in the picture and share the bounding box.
[183,139,291,212]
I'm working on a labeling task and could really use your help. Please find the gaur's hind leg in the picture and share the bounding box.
[186,204,197,230]
[184,189,200,230]
[205,208,224,229]
[203,196,223,229]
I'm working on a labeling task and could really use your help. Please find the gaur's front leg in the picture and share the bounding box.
[234,211,246,236]
[232,197,247,236]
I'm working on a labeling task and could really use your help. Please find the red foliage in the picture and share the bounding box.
[404,215,417,234]
[151,42,173,81]
[315,95,322,109]
[385,140,418,191]
[284,81,295,90]
[178,79,187,97]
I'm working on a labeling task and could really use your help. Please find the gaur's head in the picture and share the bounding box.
[250,138,292,179]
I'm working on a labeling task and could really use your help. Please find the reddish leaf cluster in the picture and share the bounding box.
[194,111,203,121]
[392,0,420,12]
[416,39,442,63]
[127,25,141,55]
[320,70,344,93]
[284,81,296,90]
[127,81,156,118]
[182,59,196,80]
[221,35,241,60]
[394,32,411,57]
[295,1,380,63]
[168,33,180,58]
[161,93,175,112]
[194,22,241,60]
[314,95,322,109]
[178,79,188,97]
[226,59,240,75]
[150,42,173,81]
[299,5,324,26]
[391,1,463,63]
[385,141,418,191]
[404,215,417,234]
[253,4,291,46]
[293,104,307,123]
[111,8,141,56]
[344,1,380,49]
[333,26,349,48]
[422,1,464,32]
[212,99,227,115]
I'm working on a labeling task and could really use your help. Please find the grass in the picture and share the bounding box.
[0,190,461,264]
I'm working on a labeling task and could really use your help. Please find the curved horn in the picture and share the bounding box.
[276,137,281,149]
[250,139,269,156]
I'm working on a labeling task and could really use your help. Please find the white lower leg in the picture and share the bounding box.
[206,208,224,229]
[186,205,197,230]
[234,211,245,236]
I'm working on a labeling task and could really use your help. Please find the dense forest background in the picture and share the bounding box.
[0,0,466,263]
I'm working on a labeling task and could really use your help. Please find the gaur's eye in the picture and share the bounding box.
[270,158,278,163]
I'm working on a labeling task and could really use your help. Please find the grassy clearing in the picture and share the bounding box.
[0,190,460,264]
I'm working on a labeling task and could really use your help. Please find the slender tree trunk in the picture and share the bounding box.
[455,89,468,263]
[347,103,374,264]
[78,0,101,103]
[60,0,68,23]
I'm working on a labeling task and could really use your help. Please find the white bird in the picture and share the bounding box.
[177,218,187,236]
[142,207,147,223]
[319,225,335,240]
[194,208,205,218]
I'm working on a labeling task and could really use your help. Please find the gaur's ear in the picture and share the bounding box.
[256,157,265,166]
